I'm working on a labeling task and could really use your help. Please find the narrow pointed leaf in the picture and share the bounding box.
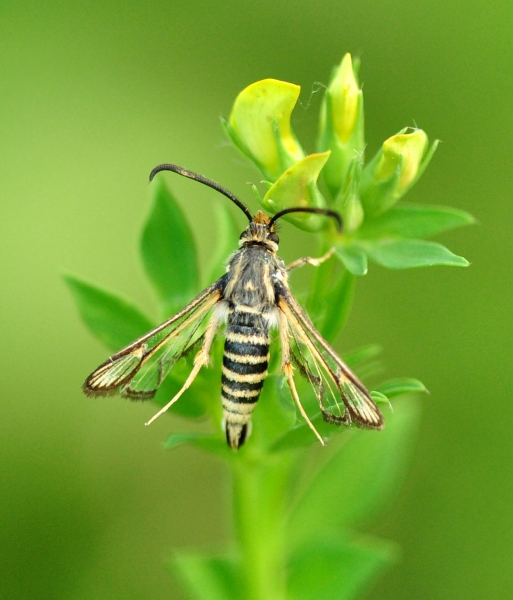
[287,397,421,546]
[270,412,336,453]
[172,552,242,600]
[376,377,428,398]
[64,273,153,352]
[141,178,199,315]
[357,360,385,382]
[358,203,476,240]
[365,239,469,269]
[335,245,368,275]
[288,536,398,600]
[164,432,233,458]
[342,344,383,369]
[370,390,391,405]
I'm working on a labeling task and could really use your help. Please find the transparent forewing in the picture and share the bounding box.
[83,280,224,399]
[276,282,383,430]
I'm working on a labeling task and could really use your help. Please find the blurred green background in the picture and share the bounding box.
[1,1,511,598]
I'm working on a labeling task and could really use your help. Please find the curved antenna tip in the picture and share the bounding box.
[269,207,343,233]
[148,163,253,221]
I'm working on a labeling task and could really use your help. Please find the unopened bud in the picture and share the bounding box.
[318,54,364,199]
[360,128,434,216]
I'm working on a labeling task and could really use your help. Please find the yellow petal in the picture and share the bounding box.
[262,152,331,231]
[229,79,304,180]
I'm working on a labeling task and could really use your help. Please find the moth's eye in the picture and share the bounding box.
[239,231,249,240]
[268,232,279,244]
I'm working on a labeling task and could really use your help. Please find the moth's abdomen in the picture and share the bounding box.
[222,310,270,450]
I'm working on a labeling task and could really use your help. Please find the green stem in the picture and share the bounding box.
[232,452,294,600]
[306,232,338,319]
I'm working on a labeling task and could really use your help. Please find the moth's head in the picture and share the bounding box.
[239,210,279,252]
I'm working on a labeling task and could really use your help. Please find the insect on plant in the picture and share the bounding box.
[83,164,384,449]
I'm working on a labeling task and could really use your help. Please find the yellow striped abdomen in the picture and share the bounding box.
[222,309,270,450]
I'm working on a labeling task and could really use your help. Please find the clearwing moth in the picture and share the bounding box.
[83,164,383,449]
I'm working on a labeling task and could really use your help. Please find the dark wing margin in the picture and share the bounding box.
[83,277,226,399]
[275,280,383,430]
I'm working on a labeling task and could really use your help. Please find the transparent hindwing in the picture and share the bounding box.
[83,280,224,400]
[276,282,383,429]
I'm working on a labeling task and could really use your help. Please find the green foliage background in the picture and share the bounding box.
[0,1,509,599]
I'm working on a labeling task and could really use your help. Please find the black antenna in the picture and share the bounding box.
[269,207,343,233]
[149,164,253,222]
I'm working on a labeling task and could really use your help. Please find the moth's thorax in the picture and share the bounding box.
[224,244,287,308]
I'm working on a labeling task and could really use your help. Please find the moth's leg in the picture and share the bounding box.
[286,247,335,272]
[145,307,220,426]
[278,310,325,446]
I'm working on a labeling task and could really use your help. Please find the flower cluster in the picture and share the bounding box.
[223,54,472,274]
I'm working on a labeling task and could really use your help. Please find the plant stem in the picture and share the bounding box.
[232,452,294,600]
[307,234,337,319]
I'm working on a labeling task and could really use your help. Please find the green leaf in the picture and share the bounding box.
[287,397,421,546]
[358,203,476,240]
[164,432,233,458]
[288,536,398,600]
[63,273,153,352]
[359,151,403,217]
[319,269,355,342]
[359,360,386,382]
[172,551,243,600]
[141,178,199,315]
[370,390,391,405]
[342,344,382,369]
[365,239,469,269]
[333,157,365,233]
[204,202,241,287]
[270,412,336,453]
[376,377,428,398]
[335,245,368,275]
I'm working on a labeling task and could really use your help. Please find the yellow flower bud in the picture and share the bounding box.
[318,54,364,199]
[323,53,361,144]
[360,128,434,216]
[376,130,428,192]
